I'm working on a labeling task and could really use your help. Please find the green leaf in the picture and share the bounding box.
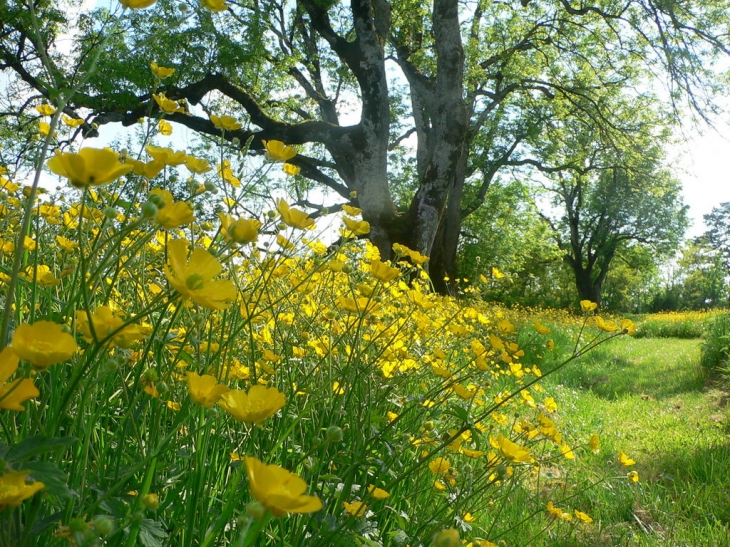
[138,519,168,547]
[23,461,75,499]
[7,435,77,463]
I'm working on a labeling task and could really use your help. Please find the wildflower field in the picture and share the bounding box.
[0,105,646,546]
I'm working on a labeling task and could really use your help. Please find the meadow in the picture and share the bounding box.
[0,128,651,547]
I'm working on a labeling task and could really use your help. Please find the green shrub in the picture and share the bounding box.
[701,312,730,372]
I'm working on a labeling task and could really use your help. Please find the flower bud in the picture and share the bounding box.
[104,207,119,220]
[93,515,115,536]
[141,201,158,219]
[432,528,459,547]
[142,493,159,510]
[326,425,344,443]
[246,501,267,520]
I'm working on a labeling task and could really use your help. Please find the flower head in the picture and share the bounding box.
[263,140,297,162]
[219,213,261,244]
[152,93,185,114]
[12,321,78,369]
[47,148,133,188]
[276,199,315,230]
[219,385,285,423]
[493,433,531,463]
[210,115,241,131]
[370,259,400,282]
[618,450,635,467]
[186,372,230,407]
[244,456,322,517]
[283,163,300,176]
[200,0,228,11]
[150,62,175,79]
[580,300,598,312]
[0,347,39,411]
[0,470,44,508]
[75,306,151,348]
[119,0,157,8]
[145,145,187,166]
[343,501,367,516]
[150,189,195,229]
[164,238,237,310]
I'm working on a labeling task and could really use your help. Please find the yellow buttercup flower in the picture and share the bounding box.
[283,163,300,176]
[0,470,44,508]
[343,501,367,516]
[580,300,598,312]
[574,509,593,523]
[21,265,61,287]
[118,0,157,8]
[263,140,297,162]
[158,119,173,135]
[628,471,640,483]
[62,115,84,128]
[342,204,362,216]
[493,433,531,463]
[185,156,212,175]
[11,321,78,369]
[618,450,635,467]
[152,93,184,114]
[164,238,237,310]
[244,456,322,517]
[145,145,187,166]
[150,62,175,79]
[186,372,230,408]
[534,320,551,335]
[428,457,451,475]
[589,434,600,453]
[75,306,151,348]
[367,485,390,499]
[219,213,261,244]
[370,259,400,282]
[200,0,228,11]
[210,115,241,131]
[35,104,56,116]
[621,318,636,335]
[276,199,315,230]
[47,148,133,188]
[149,190,196,229]
[126,158,165,178]
[594,316,618,332]
[342,216,370,236]
[218,385,285,423]
[0,347,40,411]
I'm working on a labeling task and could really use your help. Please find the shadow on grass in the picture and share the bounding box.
[546,339,707,401]
[642,442,730,525]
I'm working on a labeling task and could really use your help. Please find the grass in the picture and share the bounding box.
[531,337,730,546]
[631,311,724,339]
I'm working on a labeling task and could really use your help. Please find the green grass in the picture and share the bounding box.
[528,337,730,546]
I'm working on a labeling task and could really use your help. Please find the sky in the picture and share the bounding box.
[669,120,730,238]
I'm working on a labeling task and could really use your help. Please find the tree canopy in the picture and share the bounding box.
[1,0,728,295]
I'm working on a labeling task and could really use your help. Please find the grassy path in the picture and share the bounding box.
[542,337,730,547]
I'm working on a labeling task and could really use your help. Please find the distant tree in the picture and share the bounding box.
[704,202,730,270]
[535,112,688,306]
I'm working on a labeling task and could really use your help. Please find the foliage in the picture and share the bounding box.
[632,310,721,339]
[701,312,730,372]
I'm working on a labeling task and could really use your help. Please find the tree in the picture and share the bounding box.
[704,201,730,270]
[1,0,728,293]
[535,107,689,306]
